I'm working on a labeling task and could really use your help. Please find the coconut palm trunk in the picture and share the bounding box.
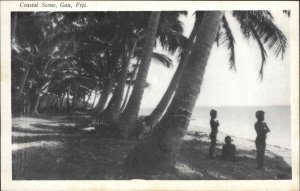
[94,74,115,114]
[66,86,71,112]
[60,92,66,110]
[15,65,29,100]
[104,42,137,121]
[84,91,92,108]
[29,87,42,115]
[92,91,98,109]
[32,95,41,115]
[120,60,140,112]
[31,81,49,115]
[72,84,79,109]
[125,11,223,170]
[147,13,203,127]
[54,95,60,109]
[94,49,122,115]
[14,52,35,102]
[117,12,161,138]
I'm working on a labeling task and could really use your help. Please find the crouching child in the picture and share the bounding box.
[222,136,237,161]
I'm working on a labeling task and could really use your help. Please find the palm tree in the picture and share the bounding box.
[146,11,287,127]
[117,12,161,138]
[113,11,188,138]
[120,61,140,112]
[11,12,79,115]
[124,11,224,170]
[146,12,205,127]
[93,46,123,114]
[231,11,287,79]
[102,41,137,121]
[19,11,184,120]
[95,12,183,121]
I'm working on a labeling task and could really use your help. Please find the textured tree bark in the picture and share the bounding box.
[84,91,92,109]
[30,80,50,115]
[94,74,115,114]
[72,84,78,109]
[66,86,71,112]
[15,65,29,101]
[28,86,42,116]
[117,12,161,138]
[104,42,137,121]
[120,60,140,113]
[91,91,99,109]
[32,94,41,115]
[147,12,204,127]
[55,95,60,108]
[94,48,122,115]
[125,11,223,170]
[60,92,66,110]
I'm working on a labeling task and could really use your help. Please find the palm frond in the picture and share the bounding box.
[233,11,287,59]
[221,16,236,71]
[249,23,267,80]
[151,52,173,68]
[232,11,252,39]
[157,12,187,54]
[249,16,287,59]
[133,48,173,68]
[43,18,112,49]
[215,26,222,47]
[158,29,187,55]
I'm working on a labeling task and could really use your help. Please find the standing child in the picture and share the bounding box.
[254,110,270,169]
[209,109,219,158]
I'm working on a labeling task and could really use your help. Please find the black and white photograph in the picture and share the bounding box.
[1,1,299,190]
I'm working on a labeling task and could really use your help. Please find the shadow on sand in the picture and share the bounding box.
[12,116,291,180]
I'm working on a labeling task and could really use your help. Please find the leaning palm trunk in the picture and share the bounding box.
[117,12,161,138]
[31,81,49,115]
[15,65,29,101]
[147,16,202,127]
[92,91,99,109]
[94,74,115,114]
[84,91,92,108]
[55,96,60,108]
[120,60,140,113]
[125,11,223,170]
[32,95,41,115]
[103,59,128,119]
[29,88,41,115]
[15,51,34,101]
[60,92,66,110]
[94,49,122,115]
[72,84,79,109]
[146,63,182,127]
[104,42,137,121]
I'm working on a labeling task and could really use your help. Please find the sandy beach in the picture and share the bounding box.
[12,116,291,180]
[185,130,292,167]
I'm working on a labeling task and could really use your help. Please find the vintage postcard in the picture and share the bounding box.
[1,1,299,190]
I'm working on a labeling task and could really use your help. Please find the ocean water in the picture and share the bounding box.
[140,106,291,149]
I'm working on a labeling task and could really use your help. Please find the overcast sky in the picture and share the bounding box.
[140,11,291,108]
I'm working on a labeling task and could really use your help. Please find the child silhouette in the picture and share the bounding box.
[255,110,270,169]
[222,136,236,161]
[209,109,219,158]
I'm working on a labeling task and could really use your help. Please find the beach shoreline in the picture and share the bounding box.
[12,116,292,180]
[185,130,292,166]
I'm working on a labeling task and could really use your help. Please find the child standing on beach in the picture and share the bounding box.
[255,110,270,169]
[209,109,219,158]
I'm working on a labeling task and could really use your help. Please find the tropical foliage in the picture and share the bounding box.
[11,10,288,170]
